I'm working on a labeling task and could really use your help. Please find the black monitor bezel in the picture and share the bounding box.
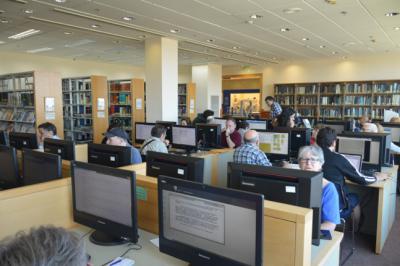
[158,175,263,266]
[195,123,222,149]
[134,122,155,144]
[171,125,197,150]
[0,145,20,189]
[0,130,9,146]
[244,118,269,131]
[87,143,132,168]
[9,132,38,150]
[44,138,76,161]
[71,161,138,243]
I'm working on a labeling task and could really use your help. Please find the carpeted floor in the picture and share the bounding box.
[341,196,400,266]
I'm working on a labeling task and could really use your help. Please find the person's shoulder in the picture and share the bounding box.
[323,182,338,196]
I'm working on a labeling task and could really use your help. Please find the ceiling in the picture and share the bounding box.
[0,0,399,66]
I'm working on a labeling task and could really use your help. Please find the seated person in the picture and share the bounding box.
[221,117,241,148]
[390,116,400,123]
[297,145,340,232]
[192,109,214,126]
[233,130,271,166]
[104,127,142,164]
[275,108,296,128]
[237,121,250,143]
[316,127,387,218]
[140,124,169,155]
[180,117,191,126]
[101,119,123,144]
[354,114,370,132]
[38,122,60,149]
[311,124,325,145]
[0,225,91,266]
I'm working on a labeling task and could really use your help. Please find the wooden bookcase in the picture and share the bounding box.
[108,78,145,140]
[62,75,108,143]
[274,80,400,121]
[177,83,196,122]
[0,71,63,137]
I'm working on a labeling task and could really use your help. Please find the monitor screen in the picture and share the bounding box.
[146,151,204,183]
[337,136,380,165]
[44,138,75,161]
[135,122,155,144]
[22,149,62,185]
[289,128,311,158]
[71,161,138,245]
[246,119,267,131]
[158,175,263,266]
[0,131,9,146]
[258,131,289,155]
[0,145,20,189]
[196,123,221,149]
[341,153,362,172]
[88,143,132,168]
[382,123,400,143]
[172,126,197,149]
[9,132,38,150]
[228,163,322,246]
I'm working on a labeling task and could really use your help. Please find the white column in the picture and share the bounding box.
[192,64,222,116]
[145,37,178,122]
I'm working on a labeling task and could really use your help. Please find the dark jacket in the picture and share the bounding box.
[192,114,207,126]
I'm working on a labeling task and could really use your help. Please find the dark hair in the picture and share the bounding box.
[151,124,167,138]
[237,120,249,129]
[265,96,274,102]
[316,127,337,149]
[203,109,214,118]
[107,119,123,132]
[38,122,57,135]
[276,108,296,127]
[180,117,191,125]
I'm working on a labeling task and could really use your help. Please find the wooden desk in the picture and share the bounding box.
[346,165,398,254]
[311,231,343,266]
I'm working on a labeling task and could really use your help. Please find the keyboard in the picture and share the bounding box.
[361,169,376,176]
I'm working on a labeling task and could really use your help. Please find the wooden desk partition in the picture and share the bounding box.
[75,143,88,162]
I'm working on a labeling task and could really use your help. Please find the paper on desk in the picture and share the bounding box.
[150,238,159,248]
[107,257,135,266]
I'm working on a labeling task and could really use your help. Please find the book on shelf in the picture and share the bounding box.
[374,82,400,93]
[275,85,294,95]
[296,85,317,94]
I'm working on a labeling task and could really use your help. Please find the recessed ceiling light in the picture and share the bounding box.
[170,29,180,33]
[206,39,214,42]
[250,14,262,19]
[91,24,100,28]
[0,18,9,24]
[394,27,400,31]
[385,12,399,17]
[246,20,254,24]
[232,46,239,49]
[138,35,146,39]
[302,37,309,41]
[280,28,290,32]
[332,51,338,54]
[24,9,33,14]
[64,31,72,35]
[272,57,277,60]
[8,29,40,40]
[0,10,5,14]
[319,45,326,48]
[340,11,347,15]
[283,7,302,14]
[0,41,5,44]
[26,47,53,53]
[55,0,66,3]
[122,16,134,21]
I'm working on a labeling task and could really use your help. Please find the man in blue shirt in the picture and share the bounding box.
[233,130,271,166]
[104,127,142,164]
[265,96,282,119]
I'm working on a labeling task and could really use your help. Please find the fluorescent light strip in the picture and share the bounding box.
[26,47,53,53]
[8,29,40,39]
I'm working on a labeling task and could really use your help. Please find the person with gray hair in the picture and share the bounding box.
[233,130,271,166]
[0,225,91,266]
[140,124,169,155]
[297,145,340,232]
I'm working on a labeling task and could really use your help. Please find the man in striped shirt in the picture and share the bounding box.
[265,96,282,119]
[233,130,272,166]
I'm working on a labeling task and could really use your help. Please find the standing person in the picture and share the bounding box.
[233,130,271,166]
[192,109,214,126]
[37,122,60,149]
[140,124,169,156]
[265,96,282,119]
[104,127,142,164]
[221,117,241,148]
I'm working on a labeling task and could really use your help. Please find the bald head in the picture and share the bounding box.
[244,130,259,144]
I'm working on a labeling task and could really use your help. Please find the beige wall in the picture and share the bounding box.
[178,65,192,83]
[223,52,400,110]
[0,51,145,79]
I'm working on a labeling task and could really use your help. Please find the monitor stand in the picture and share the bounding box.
[89,230,129,246]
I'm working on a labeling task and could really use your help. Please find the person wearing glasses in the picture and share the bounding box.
[297,145,340,232]
[0,226,92,266]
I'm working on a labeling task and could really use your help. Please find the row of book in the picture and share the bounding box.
[72,93,91,105]
[275,86,293,95]
[110,93,131,105]
[344,107,371,117]
[296,96,318,105]
[178,106,187,117]
[297,108,315,116]
[110,106,131,115]
[63,79,91,92]
[0,79,13,91]
[320,96,341,105]
[109,82,131,92]
[343,96,372,105]
[110,117,132,127]
[295,85,317,94]
[178,95,187,105]
[275,96,294,105]
[374,95,400,105]
[374,83,400,93]
[320,84,342,94]
[320,108,342,117]
[344,83,372,93]
[178,84,187,95]
[0,109,35,122]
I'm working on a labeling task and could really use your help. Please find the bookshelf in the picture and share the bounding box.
[0,71,63,136]
[177,83,196,122]
[274,80,400,121]
[63,75,108,143]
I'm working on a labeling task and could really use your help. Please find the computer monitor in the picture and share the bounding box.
[336,131,391,172]
[158,175,263,266]
[289,128,311,158]
[71,161,138,245]
[88,143,132,168]
[228,163,322,246]
[9,132,38,150]
[146,151,204,183]
[156,121,177,143]
[246,119,268,131]
[44,138,75,161]
[213,118,227,130]
[341,153,362,172]
[0,145,20,189]
[381,122,400,144]
[196,123,221,149]
[323,121,345,134]
[135,122,155,144]
[22,149,62,186]
[257,130,290,162]
[0,131,9,146]
[172,125,197,151]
